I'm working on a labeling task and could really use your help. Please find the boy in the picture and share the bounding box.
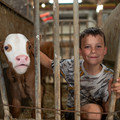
[40,27,120,120]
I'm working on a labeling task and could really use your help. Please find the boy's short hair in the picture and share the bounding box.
[79,27,106,48]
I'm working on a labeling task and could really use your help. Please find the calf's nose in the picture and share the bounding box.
[15,55,29,64]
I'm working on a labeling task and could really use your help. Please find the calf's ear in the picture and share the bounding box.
[0,41,4,52]
[0,41,8,64]
[26,41,34,56]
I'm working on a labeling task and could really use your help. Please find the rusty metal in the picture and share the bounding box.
[53,0,61,120]
[106,36,120,120]
[73,0,80,120]
[34,0,41,119]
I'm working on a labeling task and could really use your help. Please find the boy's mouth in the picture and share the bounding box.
[89,56,98,58]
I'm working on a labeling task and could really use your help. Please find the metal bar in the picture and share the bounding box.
[73,0,80,120]
[34,0,41,119]
[61,22,63,41]
[106,36,120,120]
[0,61,12,119]
[60,22,63,58]
[69,22,72,58]
[59,19,96,25]
[53,0,61,120]
[44,19,96,40]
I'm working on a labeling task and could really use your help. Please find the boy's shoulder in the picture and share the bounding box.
[102,64,114,75]
[59,59,83,65]
[51,59,83,68]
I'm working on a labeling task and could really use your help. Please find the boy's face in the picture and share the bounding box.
[80,34,107,65]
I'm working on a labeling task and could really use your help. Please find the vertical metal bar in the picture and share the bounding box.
[60,22,63,58]
[53,0,61,120]
[0,62,12,119]
[61,22,63,41]
[106,37,120,120]
[73,0,80,120]
[69,22,72,58]
[34,0,41,119]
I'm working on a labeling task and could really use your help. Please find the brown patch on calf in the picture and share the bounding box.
[26,41,33,55]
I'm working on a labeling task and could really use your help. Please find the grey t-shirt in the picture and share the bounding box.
[51,59,113,108]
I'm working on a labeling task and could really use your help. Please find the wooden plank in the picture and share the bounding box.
[0,0,34,42]
[102,3,120,62]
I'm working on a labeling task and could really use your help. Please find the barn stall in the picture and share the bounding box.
[0,0,120,120]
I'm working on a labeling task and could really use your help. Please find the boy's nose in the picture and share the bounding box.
[91,48,96,53]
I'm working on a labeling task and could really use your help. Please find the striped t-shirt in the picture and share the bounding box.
[51,59,113,108]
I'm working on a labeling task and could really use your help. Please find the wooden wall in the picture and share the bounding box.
[102,3,120,63]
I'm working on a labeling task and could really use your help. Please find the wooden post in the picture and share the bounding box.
[0,61,12,119]
[34,0,41,119]
[73,0,80,120]
[53,0,61,120]
[106,36,120,120]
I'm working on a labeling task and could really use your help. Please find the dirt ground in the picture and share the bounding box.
[42,83,68,120]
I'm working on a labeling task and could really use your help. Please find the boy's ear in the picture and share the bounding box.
[104,46,107,55]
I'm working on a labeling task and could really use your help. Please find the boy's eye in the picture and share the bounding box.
[96,45,102,48]
[84,46,90,48]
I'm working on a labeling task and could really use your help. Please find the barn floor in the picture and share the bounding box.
[17,82,68,120]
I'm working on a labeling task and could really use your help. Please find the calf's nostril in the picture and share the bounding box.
[25,56,28,60]
[16,57,20,61]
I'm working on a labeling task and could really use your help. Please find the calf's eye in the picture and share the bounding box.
[4,46,9,50]
[4,44,12,52]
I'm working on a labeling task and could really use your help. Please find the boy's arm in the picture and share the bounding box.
[40,51,52,69]
[103,77,120,112]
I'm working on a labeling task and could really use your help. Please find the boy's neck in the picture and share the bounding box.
[83,62,102,75]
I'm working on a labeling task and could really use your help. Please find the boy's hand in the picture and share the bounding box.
[109,78,120,99]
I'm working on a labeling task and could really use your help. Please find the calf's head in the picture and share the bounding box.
[3,34,31,74]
